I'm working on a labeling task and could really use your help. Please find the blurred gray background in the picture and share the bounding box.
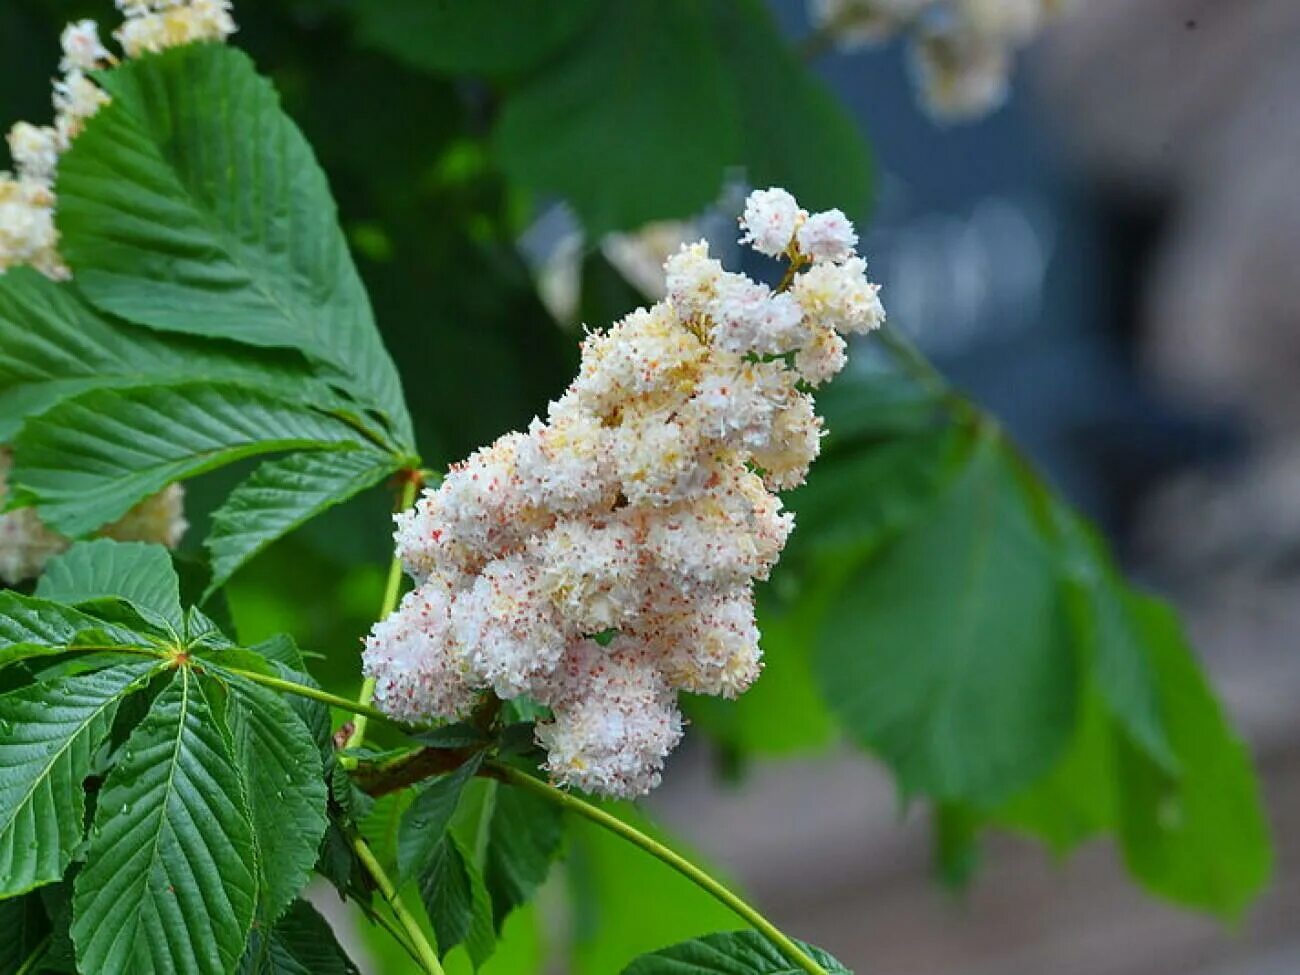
[646,1,1300,972]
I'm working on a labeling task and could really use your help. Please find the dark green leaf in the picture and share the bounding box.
[621,930,851,974]
[56,44,412,447]
[411,723,491,750]
[417,834,477,959]
[238,899,360,975]
[1115,597,1272,918]
[816,435,1078,804]
[397,752,484,880]
[206,448,396,596]
[36,539,184,631]
[12,382,362,537]
[0,893,49,975]
[709,0,872,217]
[0,661,158,898]
[0,268,318,442]
[356,0,600,77]
[0,591,156,669]
[1053,510,1177,773]
[494,0,737,234]
[484,778,565,928]
[72,668,258,975]
[992,681,1117,854]
[220,673,329,924]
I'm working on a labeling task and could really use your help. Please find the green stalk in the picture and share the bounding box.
[485,760,829,975]
[220,666,394,725]
[345,476,420,756]
[351,832,445,975]
[13,936,50,975]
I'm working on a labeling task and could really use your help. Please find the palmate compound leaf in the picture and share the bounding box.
[71,667,258,975]
[216,671,329,925]
[622,931,851,975]
[815,431,1078,805]
[238,899,360,975]
[205,447,399,597]
[0,267,322,443]
[36,539,184,632]
[483,776,565,930]
[0,660,160,898]
[397,752,484,881]
[0,590,157,670]
[55,44,413,450]
[10,381,365,538]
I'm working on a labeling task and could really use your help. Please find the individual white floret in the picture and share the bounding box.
[439,433,552,558]
[687,354,795,450]
[362,580,477,724]
[810,0,939,48]
[664,240,725,320]
[607,408,708,507]
[53,71,110,145]
[794,324,848,386]
[750,394,824,491]
[393,491,474,589]
[909,29,1013,122]
[958,0,1045,42]
[574,303,705,420]
[452,555,570,700]
[0,176,66,279]
[796,208,859,264]
[116,0,237,59]
[102,483,189,549]
[59,20,111,73]
[514,394,617,513]
[642,468,793,591]
[738,187,803,258]
[657,588,763,698]
[7,124,60,185]
[707,274,808,357]
[537,642,683,798]
[793,256,885,334]
[533,515,643,634]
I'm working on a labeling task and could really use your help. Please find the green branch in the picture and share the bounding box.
[484,760,830,975]
[351,831,445,975]
[345,475,420,757]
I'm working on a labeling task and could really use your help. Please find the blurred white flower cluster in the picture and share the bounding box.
[365,187,884,797]
[1,1,236,278]
[810,0,1068,121]
[0,2,230,582]
[0,449,188,586]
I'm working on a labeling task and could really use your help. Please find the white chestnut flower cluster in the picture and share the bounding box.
[115,0,237,59]
[365,188,884,798]
[810,0,1069,121]
[1,3,237,278]
[0,449,188,586]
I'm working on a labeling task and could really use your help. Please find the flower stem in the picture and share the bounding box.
[484,760,830,975]
[351,831,445,975]
[345,476,420,757]
[13,936,49,975]
[222,666,394,725]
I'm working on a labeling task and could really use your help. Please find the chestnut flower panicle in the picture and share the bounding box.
[810,0,1069,121]
[366,187,886,798]
[2,2,239,279]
